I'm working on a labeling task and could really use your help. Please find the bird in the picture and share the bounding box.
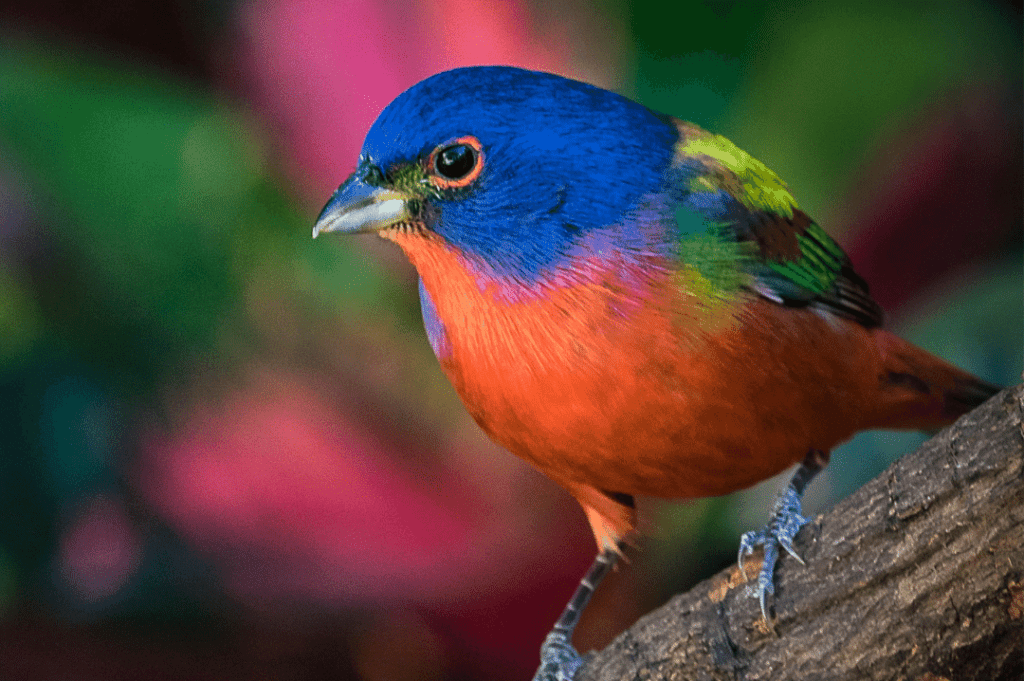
[313,66,1000,680]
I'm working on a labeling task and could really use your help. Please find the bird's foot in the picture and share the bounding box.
[531,547,620,681]
[532,630,584,681]
[737,486,810,620]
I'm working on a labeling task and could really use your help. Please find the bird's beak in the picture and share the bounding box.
[313,176,412,238]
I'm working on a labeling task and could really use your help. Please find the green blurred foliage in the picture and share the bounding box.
[727,1,1019,223]
[626,0,1019,223]
[0,41,408,394]
[0,261,43,362]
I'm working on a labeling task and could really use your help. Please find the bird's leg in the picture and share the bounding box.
[738,449,828,620]
[532,547,620,681]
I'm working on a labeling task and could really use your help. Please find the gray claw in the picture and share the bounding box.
[533,631,583,681]
[737,487,811,620]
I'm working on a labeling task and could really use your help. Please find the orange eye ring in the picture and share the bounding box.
[427,135,484,189]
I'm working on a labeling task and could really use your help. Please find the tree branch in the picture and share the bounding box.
[578,385,1024,681]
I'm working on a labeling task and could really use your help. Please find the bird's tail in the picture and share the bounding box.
[872,330,1002,431]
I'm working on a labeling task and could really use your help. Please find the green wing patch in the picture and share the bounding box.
[764,220,845,295]
[671,119,883,327]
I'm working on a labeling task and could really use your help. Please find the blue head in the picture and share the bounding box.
[315,66,681,279]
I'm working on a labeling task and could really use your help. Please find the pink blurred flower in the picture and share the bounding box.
[234,0,623,198]
[138,367,588,610]
[59,495,143,603]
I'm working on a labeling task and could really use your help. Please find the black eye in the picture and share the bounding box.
[434,143,476,180]
[428,137,484,189]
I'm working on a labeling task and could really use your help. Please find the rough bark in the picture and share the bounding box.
[577,385,1024,681]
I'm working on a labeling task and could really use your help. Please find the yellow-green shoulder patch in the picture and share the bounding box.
[677,132,797,218]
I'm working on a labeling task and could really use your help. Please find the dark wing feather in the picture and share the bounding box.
[737,208,883,327]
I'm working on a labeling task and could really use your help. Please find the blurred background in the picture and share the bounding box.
[0,0,1020,678]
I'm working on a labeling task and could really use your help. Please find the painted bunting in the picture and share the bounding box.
[313,66,999,680]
